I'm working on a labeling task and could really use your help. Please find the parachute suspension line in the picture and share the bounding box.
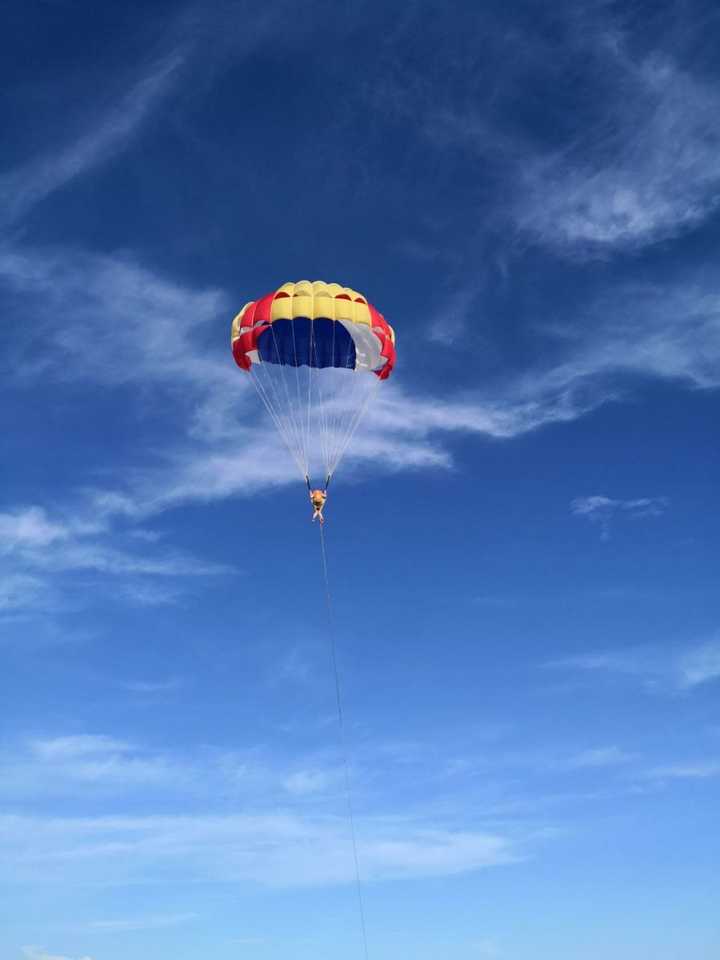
[290,314,310,475]
[337,329,375,475]
[245,317,385,488]
[311,332,332,479]
[248,367,306,480]
[267,317,308,476]
[252,359,298,468]
[318,523,370,960]
[316,314,337,480]
[253,354,289,461]
[305,318,315,478]
[252,361,306,479]
[329,373,382,479]
[329,315,338,473]
[326,317,347,476]
[326,327,358,476]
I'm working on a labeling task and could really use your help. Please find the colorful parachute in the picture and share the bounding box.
[231,280,396,484]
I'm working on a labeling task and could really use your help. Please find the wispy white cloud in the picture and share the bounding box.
[571,496,668,520]
[0,574,49,613]
[426,283,486,344]
[22,949,93,960]
[0,735,320,803]
[1,811,520,888]
[552,279,720,390]
[0,731,536,884]
[367,8,720,257]
[1,54,184,226]
[111,581,185,608]
[7,735,191,793]
[30,735,134,761]
[569,746,635,769]
[88,912,196,932]
[571,494,668,539]
[548,636,720,693]
[0,506,74,547]
[121,678,183,695]
[472,939,501,958]
[382,271,720,466]
[0,0,355,239]
[515,47,720,255]
[273,647,314,687]
[405,268,720,442]
[0,247,230,391]
[549,650,653,677]
[282,768,341,797]
[677,641,720,690]
[29,540,226,578]
[0,501,230,619]
[0,505,223,577]
[646,761,720,781]
[3,734,308,806]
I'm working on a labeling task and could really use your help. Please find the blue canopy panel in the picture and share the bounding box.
[256,318,356,370]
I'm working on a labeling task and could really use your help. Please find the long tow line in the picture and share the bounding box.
[318,519,370,960]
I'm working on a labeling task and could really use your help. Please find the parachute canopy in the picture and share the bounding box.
[231,280,396,483]
[231,280,396,379]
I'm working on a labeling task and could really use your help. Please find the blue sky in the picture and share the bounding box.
[2,1,720,958]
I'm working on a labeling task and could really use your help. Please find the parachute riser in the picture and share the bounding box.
[305,473,332,493]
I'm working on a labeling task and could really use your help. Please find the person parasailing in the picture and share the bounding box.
[309,486,327,524]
